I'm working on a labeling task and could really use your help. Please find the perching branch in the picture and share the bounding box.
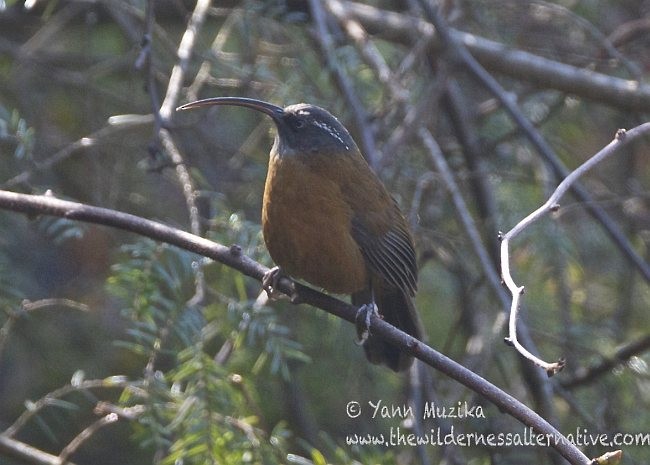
[0,189,592,465]
[500,123,650,374]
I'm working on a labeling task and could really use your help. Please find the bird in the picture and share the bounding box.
[177,97,423,371]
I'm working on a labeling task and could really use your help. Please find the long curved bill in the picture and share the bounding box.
[176,97,284,120]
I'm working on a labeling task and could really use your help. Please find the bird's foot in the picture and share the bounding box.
[262,266,285,299]
[262,266,299,302]
[355,303,379,345]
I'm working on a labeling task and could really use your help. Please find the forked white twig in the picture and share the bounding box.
[500,123,650,375]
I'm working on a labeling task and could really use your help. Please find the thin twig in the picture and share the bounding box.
[533,0,642,80]
[379,81,444,172]
[561,333,650,389]
[329,0,650,282]
[3,378,136,438]
[418,129,507,309]
[58,414,119,464]
[94,402,146,421]
[19,2,87,56]
[140,0,163,133]
[0,435,76,465]
[308,0,381,169]
[327,0,436,171]
[159,0,211,122]
[415,0,650,283]
[0,299,90,361]
[154,0,212,305]
[20,298,90,313]
[327,0,438,172]
[418,125,560,425]
[500,124,650,374]
[608,17,650,50]
[150,0,206,236]
[340,0,650,111]
[186,8,241,101]
[2,115,154,189]
[325,0,408,102]
[0,189,592,465]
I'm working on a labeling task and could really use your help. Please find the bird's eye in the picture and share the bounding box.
[294,119,306,129]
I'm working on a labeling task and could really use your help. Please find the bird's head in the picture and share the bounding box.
[177,97,357,158]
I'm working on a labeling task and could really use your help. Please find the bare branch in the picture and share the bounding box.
[533,0,642,79]
[19,3,87,55]
[608,17,650,51]
[561,334,650,389]
[0,189,591,465]
[155,0,212,306]
[0,435,76,465]
[500,124,650,373]
[1,115,154,189]
[94,402,146,421]
[417,126,560,426]
[414,0,650,284]
[57,414,119,465]
[308,0,381,169]
[418,128,506,309]
[159,0,210,121]
[20,299,90,313]
[3,377,136,438]
[340,0,650,111]
[325,0,408,102]
[153,0,212,236]
[0,378,135,465]
[0,299,90,370]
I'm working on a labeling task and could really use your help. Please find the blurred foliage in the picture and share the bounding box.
[1,1,650,464]
[0,106,35,160]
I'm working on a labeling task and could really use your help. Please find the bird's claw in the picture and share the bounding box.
[262,266,284,299]
[355,303,379,345]
[262,266,299,302]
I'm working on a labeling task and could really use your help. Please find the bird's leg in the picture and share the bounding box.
[355,302,380,345]
[262,266,299,302]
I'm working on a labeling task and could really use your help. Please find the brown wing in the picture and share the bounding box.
[319,149,417,296]
[350,202,418,296]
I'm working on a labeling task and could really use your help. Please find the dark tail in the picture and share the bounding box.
[353,285,423,372]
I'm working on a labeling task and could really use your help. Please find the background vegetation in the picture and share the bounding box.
[0,0,649,464]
